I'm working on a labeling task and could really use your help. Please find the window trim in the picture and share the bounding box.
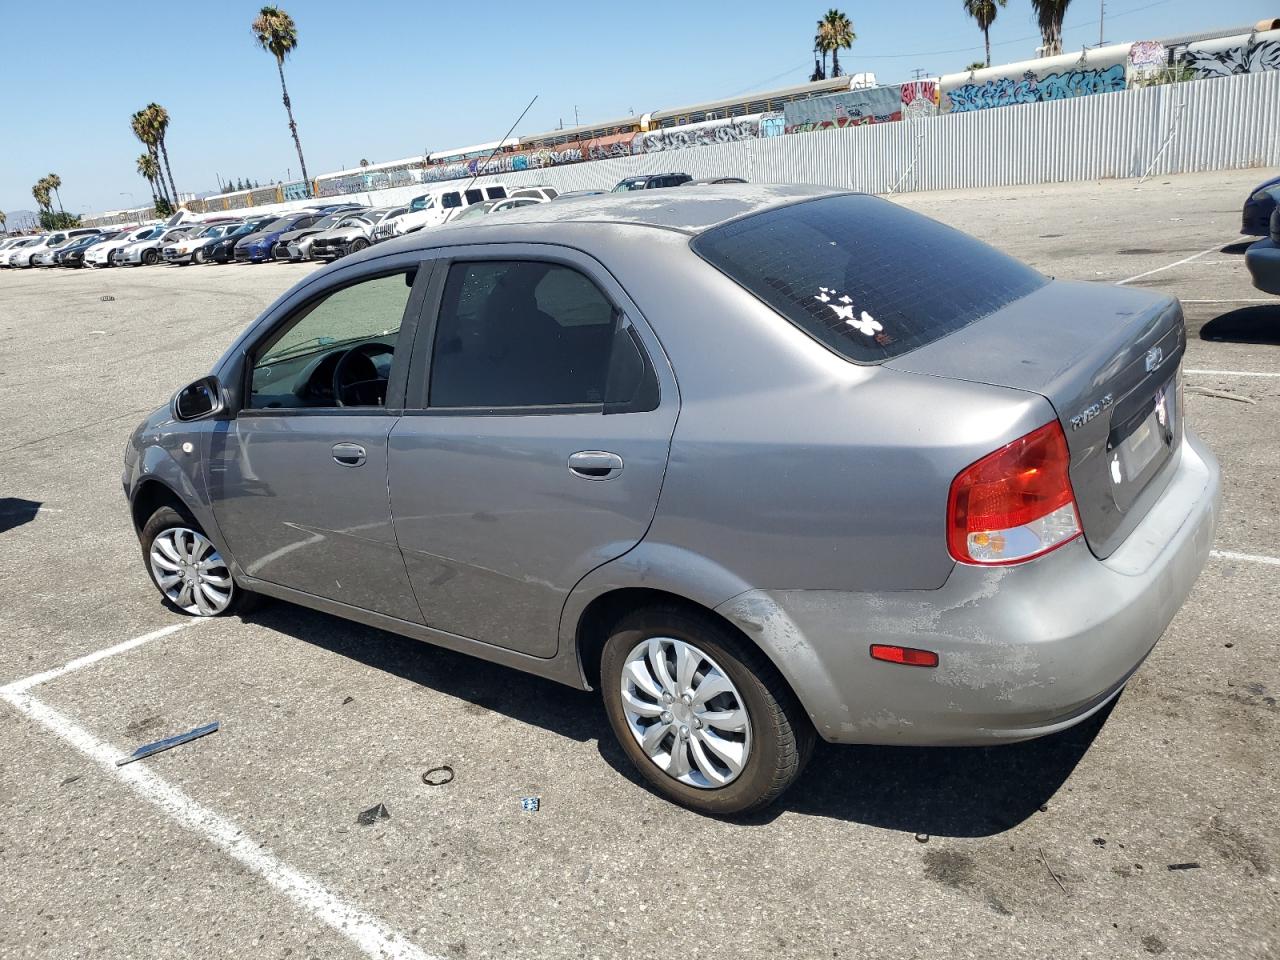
[401,246,665,417]
[236,261,436,418]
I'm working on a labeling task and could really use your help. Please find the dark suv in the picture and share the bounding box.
[611,173,693,192]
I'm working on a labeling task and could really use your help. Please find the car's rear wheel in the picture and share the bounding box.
[349,238,369,253]
[600,605,814,815]
[140,506,252,617]
[142,248,159,265]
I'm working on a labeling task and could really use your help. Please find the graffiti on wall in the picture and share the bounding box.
[1127,40,1167,84]
[947,63,1126,111]
[784,85,902,132]
[1183,38,1280,79]
[635,118,760,153]
[899,81,939,119]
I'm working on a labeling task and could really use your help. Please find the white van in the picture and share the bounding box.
[375,183,508,241]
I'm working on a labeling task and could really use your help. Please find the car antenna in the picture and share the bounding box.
[461,94,538,196]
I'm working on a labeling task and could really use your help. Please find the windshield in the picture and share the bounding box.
[311,213,343,230]
[263,217,294,231]
[409,196,435,212]
[337,216,370,229]
[692,194,1048,364]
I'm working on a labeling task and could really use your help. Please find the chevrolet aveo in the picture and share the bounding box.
[125,187,1219,814]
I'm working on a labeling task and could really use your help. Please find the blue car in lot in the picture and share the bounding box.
[232,210,327,263]
[1242,175,1280,236]
[1245,206,1280,296]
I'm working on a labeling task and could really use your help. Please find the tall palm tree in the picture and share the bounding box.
[0,210,8,233]
[813,20,830,80]
[130,110,171,205]
[32,180,51,213]
[145,104,180,204]
[821,9,856,78]
[252,6,310,189]
[45,173,65,213]
[964,0,1007,68]
[1031,0,1071,57]
[137,153,161,207]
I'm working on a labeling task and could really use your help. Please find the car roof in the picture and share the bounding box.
[399,183,836,238]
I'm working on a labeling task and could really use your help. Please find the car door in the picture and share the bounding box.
[207,263,431,622]
[388,247,678,657]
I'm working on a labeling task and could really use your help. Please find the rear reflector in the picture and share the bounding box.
[947,420,1082,566]
[870,644,939,668]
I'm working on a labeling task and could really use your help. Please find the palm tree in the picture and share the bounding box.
[1031,0,1071,57]
[45,173,65,213]
[820,9,856,78]
[145,104,180,204]
[964,0,1007,68]
[137,153,161,207]
[32,179,51,213]
[130,110,171,206]
[252,6,310,189]
[813,21,830,81]
[0,210,7,233]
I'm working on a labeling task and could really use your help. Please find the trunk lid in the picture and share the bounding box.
[887,279,1185,559]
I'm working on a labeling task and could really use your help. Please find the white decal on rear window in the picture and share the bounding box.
[815,287,882,336]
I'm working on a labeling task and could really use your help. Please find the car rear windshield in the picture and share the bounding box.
[691,193,1048,364]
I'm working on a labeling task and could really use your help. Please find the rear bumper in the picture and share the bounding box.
[717,430,1220,746]
[1245,237,1280,295]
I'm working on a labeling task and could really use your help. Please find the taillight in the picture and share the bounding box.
[947,421,1081,565]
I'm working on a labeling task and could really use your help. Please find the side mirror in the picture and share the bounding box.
[173,375,226,422]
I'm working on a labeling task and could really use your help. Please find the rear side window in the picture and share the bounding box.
[485,186,508,200]
[692,194,1048,364]
[442,193,462,209]
[464,188,484,205]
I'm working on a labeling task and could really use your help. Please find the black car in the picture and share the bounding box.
[683,177,749,186]
[55,232,120,268]
[1245,206,1280,296]
[205,218,276,264]
[1242,175,1280,236]
[611,173,694,192]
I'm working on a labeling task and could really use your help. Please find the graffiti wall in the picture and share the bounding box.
[942,44,1130,112]
[784,86,902,132]
[634,116,761,153]
[899,81,939,118]
[1178,29,1280,80]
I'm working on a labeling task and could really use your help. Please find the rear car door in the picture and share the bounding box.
[388,246,678,657]
[208,262,430,621]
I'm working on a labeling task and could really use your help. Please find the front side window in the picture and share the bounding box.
[441,193,462,209]
[464,189,484,205]
[485,186,508,200]
[428,261,622,409]
[248,271,415,409]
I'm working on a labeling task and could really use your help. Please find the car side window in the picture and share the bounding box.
[247,271,415,410]
[428,260,643,410]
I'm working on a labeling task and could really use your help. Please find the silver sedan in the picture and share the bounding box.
[123,186,1218,814]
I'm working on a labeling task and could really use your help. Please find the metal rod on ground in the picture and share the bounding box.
[889,131,927,194]
[1140,96,1185,183]
[461,95,539,197]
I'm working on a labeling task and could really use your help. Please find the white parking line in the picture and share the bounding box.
[1116,240,1233,286]
[0,621,439,960]
[1211,549,1280,567]
[1181,298,1273,303]
[1185,369,1280,379]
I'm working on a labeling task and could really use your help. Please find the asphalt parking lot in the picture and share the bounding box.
[1,167,1277,960]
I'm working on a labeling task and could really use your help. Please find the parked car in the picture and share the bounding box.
[55,231,122,268]
[126,186,1218,815]
[374,184,507,240]
[553,190,608,201]
[1242,175,1280,235]
[163,223,243,265]
[683,177,749,186]
[11,228,101,268]
[118,226,194,266]
[204,218,277,264]
[611,173,693,191]
[0,237,41,267]
[276,208,370,261]
[85,225,161,268]
[234,211,329,263]
[507,185,559,202]
[310,208,405,260]
[450,197,546,222]
[1245,205,1280,295]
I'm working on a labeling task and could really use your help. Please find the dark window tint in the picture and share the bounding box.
[429,261,621,409]
[692,194,1048,364]
[464,188,484,205]
[485,186,508,200]
[441,192,462,209]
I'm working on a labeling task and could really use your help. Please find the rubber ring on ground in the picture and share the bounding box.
[422,765,455,787]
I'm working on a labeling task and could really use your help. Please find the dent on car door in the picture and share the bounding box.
[388,252,677,657]
[207,266,429,621]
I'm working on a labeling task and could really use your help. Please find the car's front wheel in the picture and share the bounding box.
[142,248,159,266]
[140,506,249,617]
[193,249,205,264]
[600,605,814,815]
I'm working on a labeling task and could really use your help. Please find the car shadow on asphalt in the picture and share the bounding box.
[249,601,1111,837]
[1199,305,1280,344]
[0,497,43,535]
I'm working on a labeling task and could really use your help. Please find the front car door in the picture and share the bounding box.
[388,246,678,657]
[207,261,430,622]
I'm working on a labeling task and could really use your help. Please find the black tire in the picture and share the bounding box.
[139,505,259,617]
[349,238,369,253]
[193,249,205,264]
[142,248,159,266]
[600,604,814,816]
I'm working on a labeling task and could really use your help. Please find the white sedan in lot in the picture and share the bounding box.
[0,237,42,267]
[117,226,194,266]
[85,226,162,268]
[10,229,101,268]
[163,223,243,265]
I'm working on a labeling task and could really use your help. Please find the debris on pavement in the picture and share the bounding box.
[116,721,220,766]
[422,765,455,787]
[1185,386,1257,404]
[521,796,541,812]
[100,295,115,302]
[1040,846,1069,896]
[356,803,391,826]
[1167,862,1201,871]
[60,775,81,786]
[341,696,354,705]
[914,833,929,843]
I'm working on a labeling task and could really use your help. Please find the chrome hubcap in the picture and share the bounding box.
[621,637,751,789]
[149,527,233,616]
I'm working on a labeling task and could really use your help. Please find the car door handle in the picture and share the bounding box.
[568,450,624,480]
[332,442,367,467]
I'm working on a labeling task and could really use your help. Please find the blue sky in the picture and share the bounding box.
[1,0,1272,216]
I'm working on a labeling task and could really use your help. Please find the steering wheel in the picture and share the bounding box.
[332,342,394,407]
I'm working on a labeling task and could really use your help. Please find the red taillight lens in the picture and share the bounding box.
[870,644,939,667]
[947,421,1081,565]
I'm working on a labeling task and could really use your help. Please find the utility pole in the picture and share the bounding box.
[1099,0,1105,46]
[574,105,580,126]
